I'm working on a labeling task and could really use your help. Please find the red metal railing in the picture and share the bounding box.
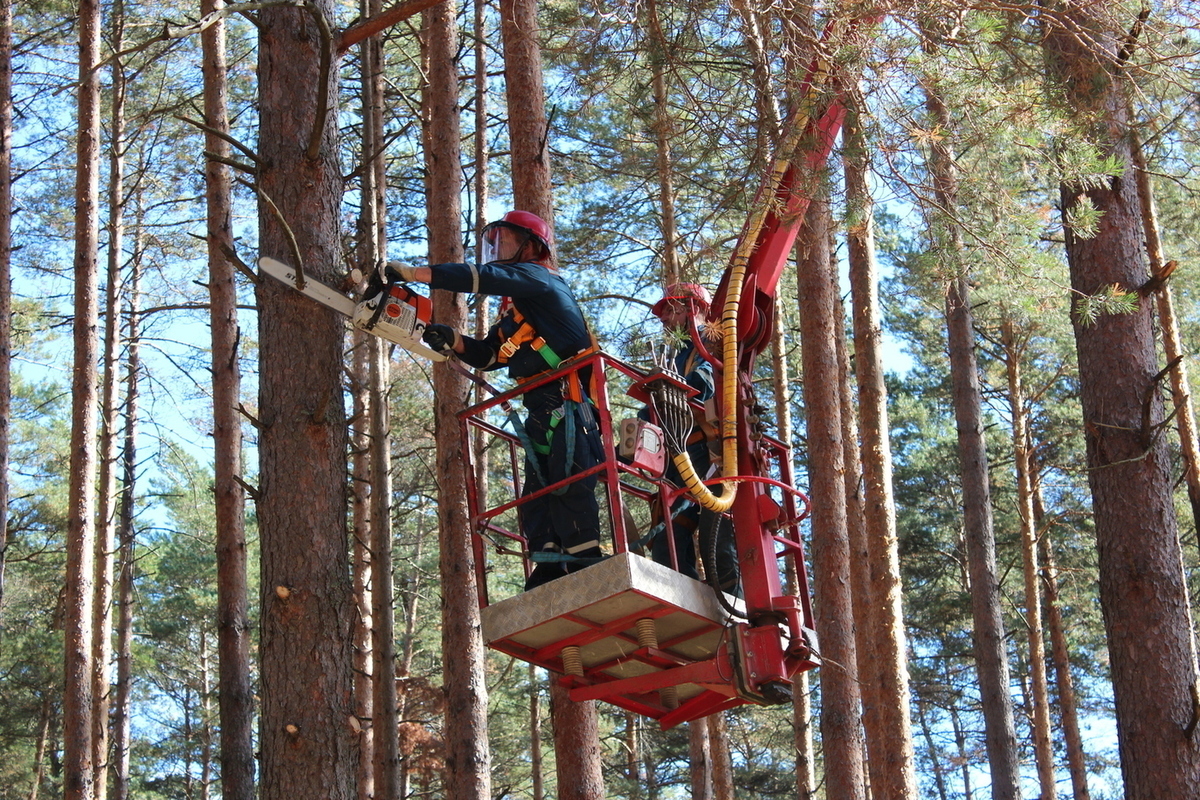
[457,349,811,614]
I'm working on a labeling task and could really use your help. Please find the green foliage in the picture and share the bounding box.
[1071,285,1140,326]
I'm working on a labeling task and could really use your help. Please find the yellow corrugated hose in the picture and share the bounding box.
[671,44,834,514]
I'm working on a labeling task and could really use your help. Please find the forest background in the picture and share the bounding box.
[5,0,1200,798]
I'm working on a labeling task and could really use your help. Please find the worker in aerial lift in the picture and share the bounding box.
[391,210,604,590]
[647,283,740,596]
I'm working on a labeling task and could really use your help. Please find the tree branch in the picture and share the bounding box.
[337,0,447,54]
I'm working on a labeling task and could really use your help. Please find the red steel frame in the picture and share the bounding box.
[458,350,819,716]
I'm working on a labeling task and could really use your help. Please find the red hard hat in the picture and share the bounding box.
[485,210,553,254]
[651,282,712,319]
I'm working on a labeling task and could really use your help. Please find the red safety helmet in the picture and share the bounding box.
[651,282,712,320]
[481,210,553,263]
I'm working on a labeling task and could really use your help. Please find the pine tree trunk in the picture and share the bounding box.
[350,342,375,800]
[91,25,125,794]
[530,666,545,800]
[201,0,254,795]
[708,712,735,800]
[500,0,552,214]
[843,92,919,800]
[796,192,866,800]
[65,0,103,794]
[921,32,1022,795]
[28,693,53,800]
[0,0,11,614]
[500,0,605,792]
[837,281,879,792]
[111,269,140,800]
[769,306,816,800]
[423,4,493,796]
[256,0,356,795]
[369,332,399,798]
[362,28,396,787]
[1037,524,1091,800]
[1000,318,1056,799]
[1043,8,1200,797]
[641,0,678,287]
[916,696,950,800]
[688,719,713,800]
[944,272,1022,800]
[1129,126,1200,538]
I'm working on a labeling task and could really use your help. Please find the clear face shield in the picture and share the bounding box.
[481,224,505,264]
[481,221,535,264]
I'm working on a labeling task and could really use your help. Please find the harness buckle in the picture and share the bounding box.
[499,340,519,360]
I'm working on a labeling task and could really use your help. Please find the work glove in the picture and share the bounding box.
[423,323,460,354]
[385,260,418,283]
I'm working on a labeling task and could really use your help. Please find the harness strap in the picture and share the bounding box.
[504,400,579,497]
[496,308,563,370]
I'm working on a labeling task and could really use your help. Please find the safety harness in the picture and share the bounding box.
[494,304,599,496]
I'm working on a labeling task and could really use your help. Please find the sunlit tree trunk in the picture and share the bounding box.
[708,712,735,800]
[844,91,919,800]
[362,14,397,800]
[0,0,11,614]
[641,0,678,287]
[500,0,604,792]
[1035,501,1091,800]
[424,3,493,796]
[688,718,713,800]
[91,12,126,795]
[350,337,375,800]
[1000,317,1056,799]
[201,0,254,796]
[256,0,357,794]
[797,192,866,800]
[111,266,140,800]
[1043,7,1200,797]
[65,0,103,794]
[921,23,1022,797]
[1129,125,1200,537]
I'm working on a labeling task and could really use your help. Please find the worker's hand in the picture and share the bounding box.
[385,260,418,283]
[422,323,460,354]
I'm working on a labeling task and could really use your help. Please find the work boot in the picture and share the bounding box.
[524,561,567,591]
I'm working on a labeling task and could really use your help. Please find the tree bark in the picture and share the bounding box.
[530,666,546,800]
[920,29,1022,796]
[549,681,605,800]
[423,4,493,797]
[844,91,920,800]
[1036,517,1091,800]
[91,12,126,794]
[202,1,255,796]
[708,712,735,800]
[688,719,713,800]
[65,0,103,795]
[1129,124,1200,539]
[641,0,679,287]
[500,0,553,220]
[796,192,867,800]
[0,0,11,615]
[369,330,399,799]
[768,302,816,800]
[256,0,356,795]
[1043,7,1200,797]
[1000,318,1056,799]
[945,270,1022,800]
[111,266,140,800]
[499,0,605,793]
